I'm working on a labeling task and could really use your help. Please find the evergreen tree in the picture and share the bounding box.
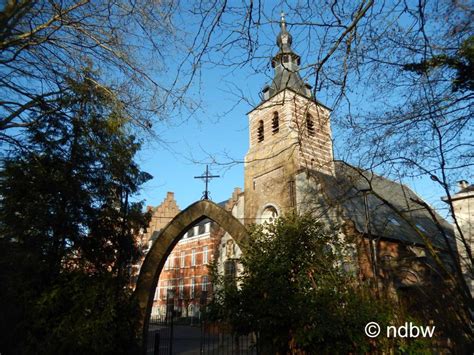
[0,70,151,354]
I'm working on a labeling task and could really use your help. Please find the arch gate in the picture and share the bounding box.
[133,199,248,351]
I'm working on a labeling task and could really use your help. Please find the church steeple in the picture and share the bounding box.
[276,13,293,53]
[245,13,334,224]
[262,13,312,101]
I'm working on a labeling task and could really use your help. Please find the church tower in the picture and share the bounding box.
[244,14,334,223]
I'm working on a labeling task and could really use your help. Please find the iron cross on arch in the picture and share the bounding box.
[194,165,220,200]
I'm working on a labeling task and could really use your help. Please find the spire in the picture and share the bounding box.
[261,14,312,101]
[276,12,293,53]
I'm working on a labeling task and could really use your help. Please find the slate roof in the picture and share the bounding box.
[459,184,474,194]
[307,162,455,250]
[265,16,310,100]
[255,15,330,112]
[267,67,310,99]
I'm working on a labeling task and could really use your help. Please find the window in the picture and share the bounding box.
[203,246,209,264]
[166,288,174,300]
[188,226,195,237]
[166,280,175,300]
[198,223,205,235]
[202,276,209,291]
[191,248,196,266]
[190,278,196,299]
[179,279,184,299]
[306,114,315,136]
[169,254,174,269]
[188,303,196,317]
[180,251,185,268]
[257,120,264,142]
[261,205,278,224]
[272,112,279,134]
[224,260,236,280]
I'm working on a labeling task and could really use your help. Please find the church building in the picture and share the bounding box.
[139,15,458,318]
[219,15,456,294]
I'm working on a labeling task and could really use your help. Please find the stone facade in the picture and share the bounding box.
[244,90,333,223]
[216,188,245,279]
[132,192,181,286]
[442,181,474,296]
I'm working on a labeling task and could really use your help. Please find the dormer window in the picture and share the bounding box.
[257,120,264,142]
[272,112,279,134]
[262,85,270,100]
[306,114,315,136]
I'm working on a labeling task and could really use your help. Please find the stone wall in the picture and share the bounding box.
[244,89,334,223]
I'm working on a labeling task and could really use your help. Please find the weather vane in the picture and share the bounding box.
[194,165,220,200]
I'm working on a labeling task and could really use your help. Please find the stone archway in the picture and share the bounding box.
[133,199,248,351]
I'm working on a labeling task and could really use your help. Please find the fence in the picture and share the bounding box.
[148,315,258,354]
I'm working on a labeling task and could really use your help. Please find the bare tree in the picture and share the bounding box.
[177,0,472,349]
[0,0,194,147]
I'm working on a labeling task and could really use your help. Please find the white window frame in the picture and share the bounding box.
[203,246,208,264]
[191,248,196,266]
[202,276,208,292]
[179,279,184,299]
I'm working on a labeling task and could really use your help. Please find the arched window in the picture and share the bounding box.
[261,205,278,224]
[306,114,315,136]
[257,120,264,142]
[272,112,279,134]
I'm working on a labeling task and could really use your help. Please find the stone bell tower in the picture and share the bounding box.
[244,14,334,224]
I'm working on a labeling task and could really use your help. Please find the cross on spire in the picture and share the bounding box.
[280,12,286,29]
[194,165,220,200]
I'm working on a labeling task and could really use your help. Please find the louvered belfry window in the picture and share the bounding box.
[272,112,279,134]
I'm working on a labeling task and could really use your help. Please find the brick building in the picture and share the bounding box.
[136,190,242,319]
[152,218,215,318]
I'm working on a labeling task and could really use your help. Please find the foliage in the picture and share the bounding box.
[0,70,150,353]
[23,272,140,355]
[403,35,474,93]
[207,215,402,353]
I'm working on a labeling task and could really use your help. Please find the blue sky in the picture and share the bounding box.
[135,67,253,209]
[134,9,455,219]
